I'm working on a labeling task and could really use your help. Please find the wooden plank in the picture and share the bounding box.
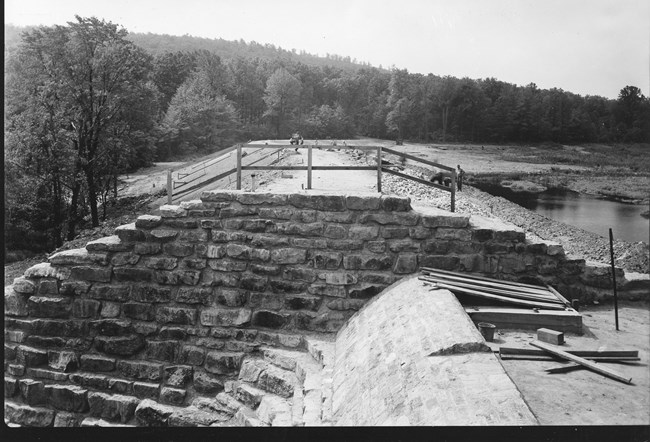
[382,146,455,171]
[422,267,551,290]
[537,328,565,345]
[427,280,565,310]
[307,143,312,189]
[241,166,376,171]
[376,146,382,193]
[546,360,641,374]
[547,284,572,306]
[421,275,563,303]
[499,345,638,358]
[422,270,557,298]
[382,167,452,192]
[466,307,582,334]
[530,340,632,384]
[501,355,640,362]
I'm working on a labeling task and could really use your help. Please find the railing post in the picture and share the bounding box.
[451,169,457,212]
[236,144,242,190]
[376,146,382,193]
[307,144,312,190]
[167,169,173,204]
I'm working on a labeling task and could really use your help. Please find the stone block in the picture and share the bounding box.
[393,254,418,274]
[160,204,187,218]
[435,228,472,241]
[59,281,91,296]
[359,212,419,226]
[160,387,186,406]
[320,211,356,223]
[257,394,292,426]
[308,284,347,298]
[133,399,175,426]
[115,223,146,242]
[88,391,140,423]
[326,299,365,311]
[26,296,70,318]
[145,340,178,363]
[193,370,224,394]
[133,382,160,400]
[345,195,381,210]
[418,254,460,271]
[175,287,213,305]
[131,285,171,303]
[288,193,345,211]
[154,269,202,285]
[117,360,163,382]
[240,274,268,291]
[4,401,55,427]
[409,227,433,239]
[113,267,154,282]
[111,252,140,266]
[270,248,307,265]
[89,318,132,336]
[388,239,420,253]
[88,285,130,302]
[258,365,296,398]
[53,412,81,427]
[124,302,154,320]
[156,306,197,325]
[268,279,307,294]
[248,292,283,310]
[38,279,59,295]
[12,277,36,294]
[215,288,247,307]
[291,237,328,248]
[25,368,68,381]
[208,259,247,272]
[29,319,88,337]
[5,329,27,344]
[69,266,112,282]
[421,213,469,228]
[69,373,109,390]
[19,379,47,405]
[136,214,163,229]
[5,286,29,316]
[164,218,199,229]
[108,379,133,394]
[17,346,48,367]
[323,224,347,239]
[134,242,162,255]
[258,208,294,220]
[143,257,178,270]
[165,365,193,388]
[235,383,265,408]
[162,243,194,257]
[348,285,385,299]
[80,354,115,372]
[94,335,145,356]
[45,384,88,412]
[205,351,244,375]
[47,350,78,372]
[179,346,206,366]
[252,310,290,329]
[380,195,411,211]
[100,302,121,318]
[381,226,410,239]
[6,375,20,397]
[149,229,179,242]
[494,230,526,242]
[24,262,70,279]
[311,251,343,269]
[343,254,393,270]
[348,225,380,240]
[182,258,207,270]
[366,240,387,253]
[284,295,321,311]
[200,307,252,327]
[250,263,282,276]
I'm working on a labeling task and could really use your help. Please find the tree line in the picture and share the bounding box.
[4,17,649,254]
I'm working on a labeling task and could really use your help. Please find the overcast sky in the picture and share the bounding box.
[5,0,649,99]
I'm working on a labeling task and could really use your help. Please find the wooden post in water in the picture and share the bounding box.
[236,144,242,190]
[609,228,619,331]
[167,170,172,204]
[307,144,312,190]
[376,146,382,193]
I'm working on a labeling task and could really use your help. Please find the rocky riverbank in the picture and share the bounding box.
[381,167,649,274]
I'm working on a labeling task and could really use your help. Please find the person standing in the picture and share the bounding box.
[457,165,465,191]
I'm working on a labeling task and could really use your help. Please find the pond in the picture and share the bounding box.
[474,184,650,244]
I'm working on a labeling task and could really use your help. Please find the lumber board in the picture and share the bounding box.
[537,328,565,345]
[466,307,582,334]
[421,275,563,303]
[422,270,558,298]
[530,340,632,384]
[242,165,376,171]
[500,355,640,362]
[429,281,565,310]
[546,284,572,306]
[499,345,638,358]
[382,146,455,171]
[421,267,550,290]
[546,361,641,374]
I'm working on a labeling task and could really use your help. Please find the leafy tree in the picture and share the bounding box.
[263,68,302,137]
[5,16,157,244]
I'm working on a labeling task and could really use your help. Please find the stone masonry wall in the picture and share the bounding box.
[4,190,634,426]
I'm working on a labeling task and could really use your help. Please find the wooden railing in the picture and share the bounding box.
[168,143,457,211]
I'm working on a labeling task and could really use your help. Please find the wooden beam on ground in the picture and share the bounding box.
[530,340,633,384]
[425,280,565,310]
[382,146,455,171]
[537,328,565,345]
[422,268,551,291]
[500,355,640,362]
[499,345,638,358]
[466,307,582,334]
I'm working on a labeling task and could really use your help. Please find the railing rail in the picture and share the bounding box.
[168,142,457,211]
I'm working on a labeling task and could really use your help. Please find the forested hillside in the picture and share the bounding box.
[4,18,650,255]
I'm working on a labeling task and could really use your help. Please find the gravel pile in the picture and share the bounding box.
[382,167,649,274]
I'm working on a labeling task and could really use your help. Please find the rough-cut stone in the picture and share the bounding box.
[252,310,290,328]
[5,401,55,427]
[86,235,132,252]
[69,266,112,282]
[17,346,48,367]
[380,195,411,211]
[45,384,89,412]
[168,406,223,427]
[135,398,174,426]
[113,267,154,282]
[160,387,186,406]
[80,354,115,372]
[109,379,133,395]
[47,350,78,372]
[24,262,70,280]
[308,284,347,298]
[345,195,381,210]
[348,285,385,299]
[5,286,29,316]
[164,365,193,388]
[149,229,179,241]
[156,306,197,325]
[133,382,160,400]
[131,286,171,303]
[205,351,244,375]
[53,412,81,427]
[269,248,307,265]
[19,379,47,405]
[117,360,163,382]
[284,295,322,311]
[268,279,307,294]
[24,296,68,319]
[25,368,68,381]
[311,251,343,269]
[88,391,140,423]
[37,279,58,295]
[348,225,380,240]
[154,270,201,285]
[123,302,154,320]
[136,214,163,229]
[393,253,418,274]
[69,373,109,390]
[134,242,162,255]
[418,254,460,270]
[343,254,393,270]
[179,346,206,366]
[13,277,36,294]
[100,302,121,318]
[5,376,20,397]
[359,212,419,226]
[200,307,252,327]
[89,318,132,336]
[258,365,296,398]
[88,285,130,302]
[145,340,178,363]
[215,288,247,307]
[193,371,224,394]
[327,299,366,311]
[95,335,145,356]
[235,383,265,409]
[162,243,194,257]
[160,204,187,218]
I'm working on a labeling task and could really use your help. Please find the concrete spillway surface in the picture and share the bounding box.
[330,275,538,426]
